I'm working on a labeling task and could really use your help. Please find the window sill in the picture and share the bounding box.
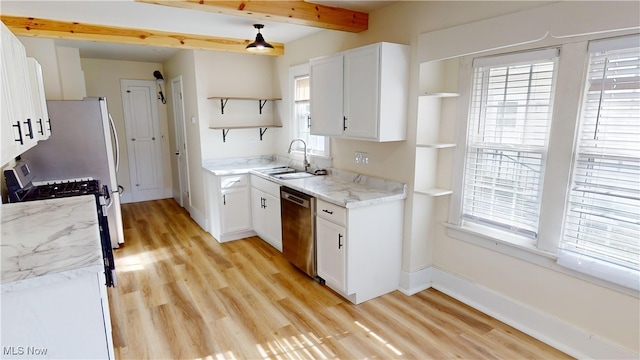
[443,222,639,297]
[444,222,556,260]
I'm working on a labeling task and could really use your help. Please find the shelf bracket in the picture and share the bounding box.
[220,98,229,114]
[258,100,268,114]
[259,127,268,141]
[222,129,229,142]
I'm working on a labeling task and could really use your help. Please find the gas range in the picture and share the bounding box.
[4,160,116,287]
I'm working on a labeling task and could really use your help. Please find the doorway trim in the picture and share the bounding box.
[171,76,191,210]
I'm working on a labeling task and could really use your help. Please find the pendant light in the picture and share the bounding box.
[246,24,274,52]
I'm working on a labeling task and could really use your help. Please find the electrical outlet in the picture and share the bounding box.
[355,151,369,164]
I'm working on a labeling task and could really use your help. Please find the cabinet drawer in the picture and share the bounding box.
[316,199,346,226]
[220,174,248,189]
[250,175,280,197]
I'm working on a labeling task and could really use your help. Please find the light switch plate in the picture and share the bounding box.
[355,151,369,164]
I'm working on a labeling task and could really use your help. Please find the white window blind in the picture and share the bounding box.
[293,75,326,156]
[462,49,559,239]
[559,36,640,290]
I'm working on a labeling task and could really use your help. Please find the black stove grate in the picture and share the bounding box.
[28,180,102,200]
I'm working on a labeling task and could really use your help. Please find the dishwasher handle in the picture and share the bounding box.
[281,189,311,208]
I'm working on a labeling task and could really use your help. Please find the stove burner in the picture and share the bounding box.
[27,180,102,200]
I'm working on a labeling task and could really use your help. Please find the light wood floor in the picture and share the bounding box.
[108,199,571,359]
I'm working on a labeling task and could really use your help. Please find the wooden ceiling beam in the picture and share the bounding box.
[135,0,368,33]
[1,15,285,56]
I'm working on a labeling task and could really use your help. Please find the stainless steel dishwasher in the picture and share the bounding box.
[280,186,316,279]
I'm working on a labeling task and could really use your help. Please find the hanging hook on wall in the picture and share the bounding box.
[153,70,166,104]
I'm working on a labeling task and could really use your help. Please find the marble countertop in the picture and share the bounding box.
[202,156,407,208]
[1,195,103,293]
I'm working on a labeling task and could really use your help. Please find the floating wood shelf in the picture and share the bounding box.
[420,92,460,98]
[209,124,282,142]
[414,188,453,197]
[208,96,282,114]
[416,143,457,149]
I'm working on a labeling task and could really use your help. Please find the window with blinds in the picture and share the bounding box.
[462,49,559,239]
[293,75,327,156]
[558,36,640,290]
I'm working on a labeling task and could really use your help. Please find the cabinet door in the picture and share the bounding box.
[264,193,282,252]
[221,187,251,234]
[310,54,344,136]
[316,217,347,293]
[10,34,37,150]
[1,46,21,165]
[26,58,50,141]
[1,273,110,359]
[344,44,380,140]
[251,187,267,238]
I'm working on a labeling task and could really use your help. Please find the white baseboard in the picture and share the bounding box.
[164,188,173,198]
[398,267,635,358]
[428,267,636,360]
[398,268,433,295]
[188,206,208,232]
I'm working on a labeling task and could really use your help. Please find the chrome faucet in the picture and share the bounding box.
[288,138,310,172]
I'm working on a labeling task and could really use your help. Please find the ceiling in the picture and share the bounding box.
[1,1,398,63]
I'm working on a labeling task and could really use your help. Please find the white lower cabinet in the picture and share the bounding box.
[316,217,346,292]
[1,271,114,359]
[221,187,252,234]
[204,172,254,242]
[316,198,404,304]
[250,175,282,251]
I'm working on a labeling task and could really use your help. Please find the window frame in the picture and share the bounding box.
[446,37,640,296]
[288,64,330,159]
[460,48,560,241]
[557,35,640,291]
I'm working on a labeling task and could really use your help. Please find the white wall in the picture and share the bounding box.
[275,1,639,357]
[193,50,279,160]
[163,50,205,223]
[81,58,173,203]
[20,37,86,100]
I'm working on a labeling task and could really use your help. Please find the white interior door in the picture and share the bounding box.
[171,76,190,208]
[121,79,165,202]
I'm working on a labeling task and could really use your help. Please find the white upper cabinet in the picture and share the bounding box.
[1,23,49,166]
[26,58,51,141]
[310,42,409,142]
[309,55,344,137]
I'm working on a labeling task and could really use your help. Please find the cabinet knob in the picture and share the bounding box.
[338,233,343,249]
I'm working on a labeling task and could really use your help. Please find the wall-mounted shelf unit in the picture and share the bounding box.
[414,87,460,197]
[208,96,281,115]
[416,143,456,149]
[209,124,282,142]
[208,96,282,142]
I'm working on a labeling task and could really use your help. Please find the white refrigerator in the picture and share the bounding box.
[22,97,125,248]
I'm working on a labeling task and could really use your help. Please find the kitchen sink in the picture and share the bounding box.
[274,172,316,180]
[256,166,299,176]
